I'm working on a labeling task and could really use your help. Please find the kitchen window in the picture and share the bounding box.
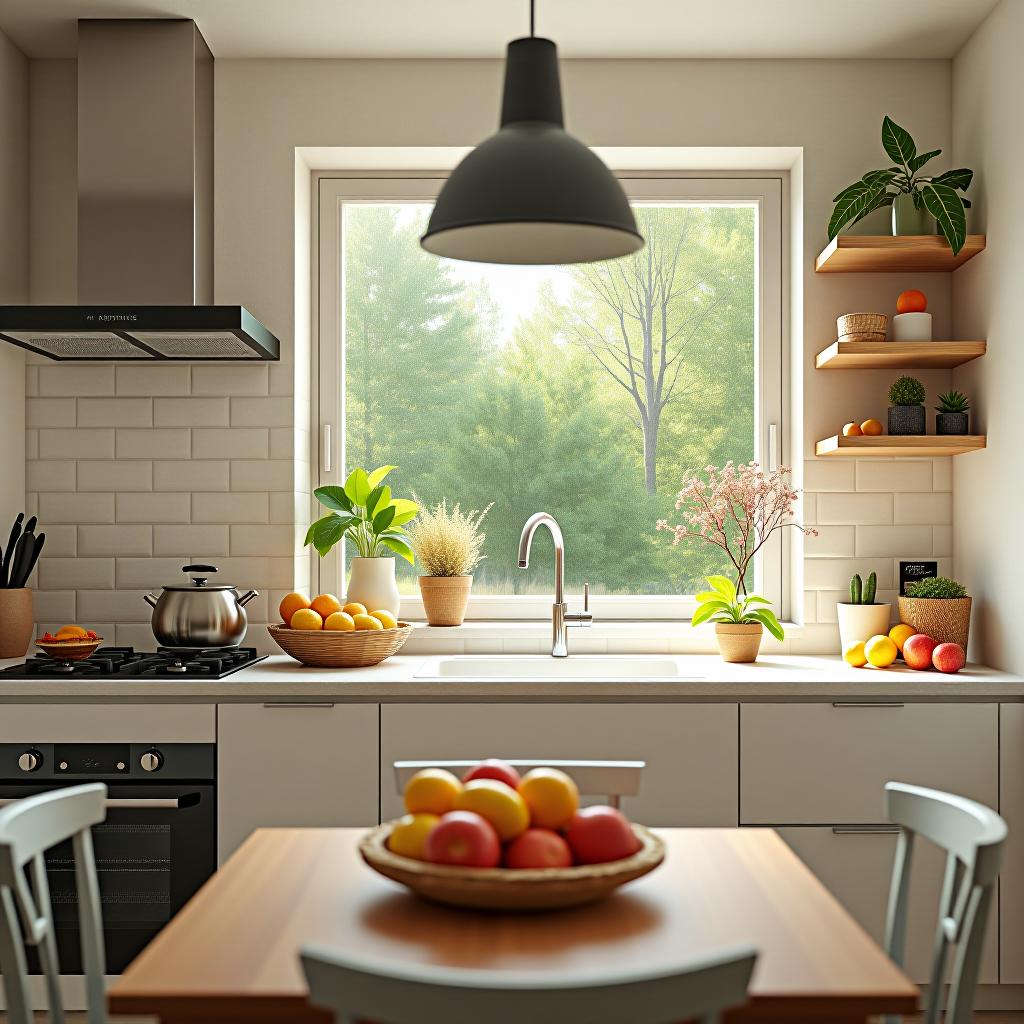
[316,175,784,620]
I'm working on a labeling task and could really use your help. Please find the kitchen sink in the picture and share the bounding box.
[415,656,698,680]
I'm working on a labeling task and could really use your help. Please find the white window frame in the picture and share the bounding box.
[314,173,785,621]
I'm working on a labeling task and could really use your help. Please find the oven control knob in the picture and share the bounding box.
[140,750,164,773]
[18,749,42,772]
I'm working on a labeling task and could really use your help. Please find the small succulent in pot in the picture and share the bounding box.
[887,375,926,436]
[935,390,970,435]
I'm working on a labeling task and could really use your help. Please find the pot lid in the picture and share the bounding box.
[160,564,238,592]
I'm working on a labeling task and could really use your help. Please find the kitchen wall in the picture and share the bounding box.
[951,0,1024,671]
[0,28,27,533]
[25,56,959,653]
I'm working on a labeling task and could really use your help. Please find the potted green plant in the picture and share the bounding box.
[828,115,973,254]
[407,499,492,626]
[304,465,418,616]
[836,572,891,654]
[657,462,815,663]
[898,576,972,650]
[935,390,970,435]
[888,376,926,435]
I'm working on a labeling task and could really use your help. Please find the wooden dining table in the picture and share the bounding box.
[108,827,918,1024]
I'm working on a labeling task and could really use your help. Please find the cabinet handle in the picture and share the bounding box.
[262,702,336,709]
[832,825,901,835]
[831,701,904,709]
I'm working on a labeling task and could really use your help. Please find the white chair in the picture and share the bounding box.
[883,781,1007,1024]
[393,759,644,809]
[0,783,108,1024]
[301,942,757,1024]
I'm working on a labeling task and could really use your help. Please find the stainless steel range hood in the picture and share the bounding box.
[0,20,279,361]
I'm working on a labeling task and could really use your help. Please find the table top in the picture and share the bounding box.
[108,827,918,1023]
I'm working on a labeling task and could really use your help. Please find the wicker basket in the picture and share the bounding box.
[359,820,665,911]
[268,622,412,668]
[897,597,972,651]
[837,313,887,340]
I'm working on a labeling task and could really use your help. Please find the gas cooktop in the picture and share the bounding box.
[1,646,266,679]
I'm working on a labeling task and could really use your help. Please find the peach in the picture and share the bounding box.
[903,633,938,671]
[932,642,966,674]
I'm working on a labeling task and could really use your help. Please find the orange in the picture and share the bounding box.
[371,609,398,629]
[842,422,863,437]
[517,767,580,830]
[343,601,368,617]
[896,289,927,314]
[454,779,530,841]
[353,613,384,631]
[387,813,440,860]
[404,768,462,815]
[55,625,89,639]
[311,593,343,618]
[289,607,323,630]
[860,418,883,436]
[278,592,310,625]
[324,611,356,631]
[889,623,917,654]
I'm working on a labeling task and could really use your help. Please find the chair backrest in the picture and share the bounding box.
[301,941,757,1024]
[883,781,1008,1024]
[393,760,644,809]
[0,783,108,1024]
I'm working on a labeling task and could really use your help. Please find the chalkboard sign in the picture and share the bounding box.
[900,560,938,595]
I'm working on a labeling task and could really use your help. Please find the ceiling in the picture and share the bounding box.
[0,0,999,60]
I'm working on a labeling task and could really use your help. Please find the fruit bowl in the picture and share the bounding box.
[268,622,412,668]
[359,819,665,910]
[35,638,104,662]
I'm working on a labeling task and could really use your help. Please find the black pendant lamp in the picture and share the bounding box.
[420,1,644,265]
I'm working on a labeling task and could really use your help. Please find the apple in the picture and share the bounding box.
[462,758,521,790]
[933,642,966,674]
[424,811,500,868]
[504,828,573,869]
[903,632,939,671]
[565,806,641,865]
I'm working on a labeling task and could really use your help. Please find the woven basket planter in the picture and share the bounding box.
[715,622,763,663]
[837,313,887,340]
[418,575,473,626]
[268,622,412,667]
[897,596,972,650]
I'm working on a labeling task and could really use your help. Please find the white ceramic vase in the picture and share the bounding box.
[836,602,892,653]
[347,557,401,617]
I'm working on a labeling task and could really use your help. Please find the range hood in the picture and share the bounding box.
[0,20,279,361]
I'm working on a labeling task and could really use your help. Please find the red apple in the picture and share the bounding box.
[903,633,939,671]
[565,806,641,865]
[504,828,573,869]
[462,758,521,790]
[932,642,966,674]
[424,811,500,868]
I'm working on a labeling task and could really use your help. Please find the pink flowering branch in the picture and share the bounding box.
[657,461,817,593]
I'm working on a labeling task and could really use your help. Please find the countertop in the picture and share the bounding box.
[0,653,1021,703]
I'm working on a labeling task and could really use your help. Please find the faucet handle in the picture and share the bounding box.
[583,582,589,613]
[567,583,593,628]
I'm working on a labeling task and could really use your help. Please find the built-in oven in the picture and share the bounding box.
[0,742,215,974]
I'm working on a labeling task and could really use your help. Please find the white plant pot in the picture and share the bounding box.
[892,312,932,342]
[346,557,401,617]
[837,602,892,653]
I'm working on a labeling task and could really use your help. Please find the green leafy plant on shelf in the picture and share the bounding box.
[304,465,419,563]
[849,572,878,605]
[889,375,926,407]
[828,115,973,255]
[936,390,970,414]
[904,576,968,599]
[692,575,785,641]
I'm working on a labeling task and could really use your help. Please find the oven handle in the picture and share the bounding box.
[0,797,185,810]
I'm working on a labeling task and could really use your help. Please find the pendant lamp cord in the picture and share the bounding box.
[529,0,535,36]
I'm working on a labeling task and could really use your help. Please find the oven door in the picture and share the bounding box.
[0,781,215,974]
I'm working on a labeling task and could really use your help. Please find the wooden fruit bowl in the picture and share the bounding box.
[268,622,412,668]
[35,638,104,662]
[359,820,665,911]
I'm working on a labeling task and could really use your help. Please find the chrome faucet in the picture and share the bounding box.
[517,512,593,657]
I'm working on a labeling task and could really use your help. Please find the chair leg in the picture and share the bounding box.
[0,886,34,1024]
[74,828,107,1024]
[29,852,66,1024]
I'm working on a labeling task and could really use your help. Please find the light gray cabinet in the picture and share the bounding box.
[1001,703,1024,982]
[217,702,379,862]
[379,702,738,826]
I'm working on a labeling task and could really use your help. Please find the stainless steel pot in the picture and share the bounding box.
[143,564,258,650]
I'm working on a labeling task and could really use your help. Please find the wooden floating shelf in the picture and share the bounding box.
[815,340,986,370]
[815,234,986,273]
[816,435,986,458]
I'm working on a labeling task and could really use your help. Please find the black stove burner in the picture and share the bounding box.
[2,646,266,680]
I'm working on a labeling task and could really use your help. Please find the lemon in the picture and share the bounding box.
[343,601,367,617]
[353,613,384,631]
[289,608,323,630]
[404,769,462,815]
[888,623,917,654]
[843,641,868,668]
[387,813,440,860]
[324,611,356,631]
[865,634,898,668]
[371,609,398,629]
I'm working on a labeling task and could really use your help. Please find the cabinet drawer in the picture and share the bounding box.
[0,703,215,743]
[778,826,997,985]
[380,703,737,826]
[1001,703,1024,982]
[741,703,997,824]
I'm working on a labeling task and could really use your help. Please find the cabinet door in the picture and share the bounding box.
[217,702,379,862]
[1002,703,1024,982]
[380,703,738,826]
[778,826,998,985]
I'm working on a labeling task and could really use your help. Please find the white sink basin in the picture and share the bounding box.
[415,656,697,680]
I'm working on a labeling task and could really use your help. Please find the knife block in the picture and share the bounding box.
[0,588,33,658]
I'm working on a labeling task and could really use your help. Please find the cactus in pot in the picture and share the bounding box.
[837,571,891,654]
